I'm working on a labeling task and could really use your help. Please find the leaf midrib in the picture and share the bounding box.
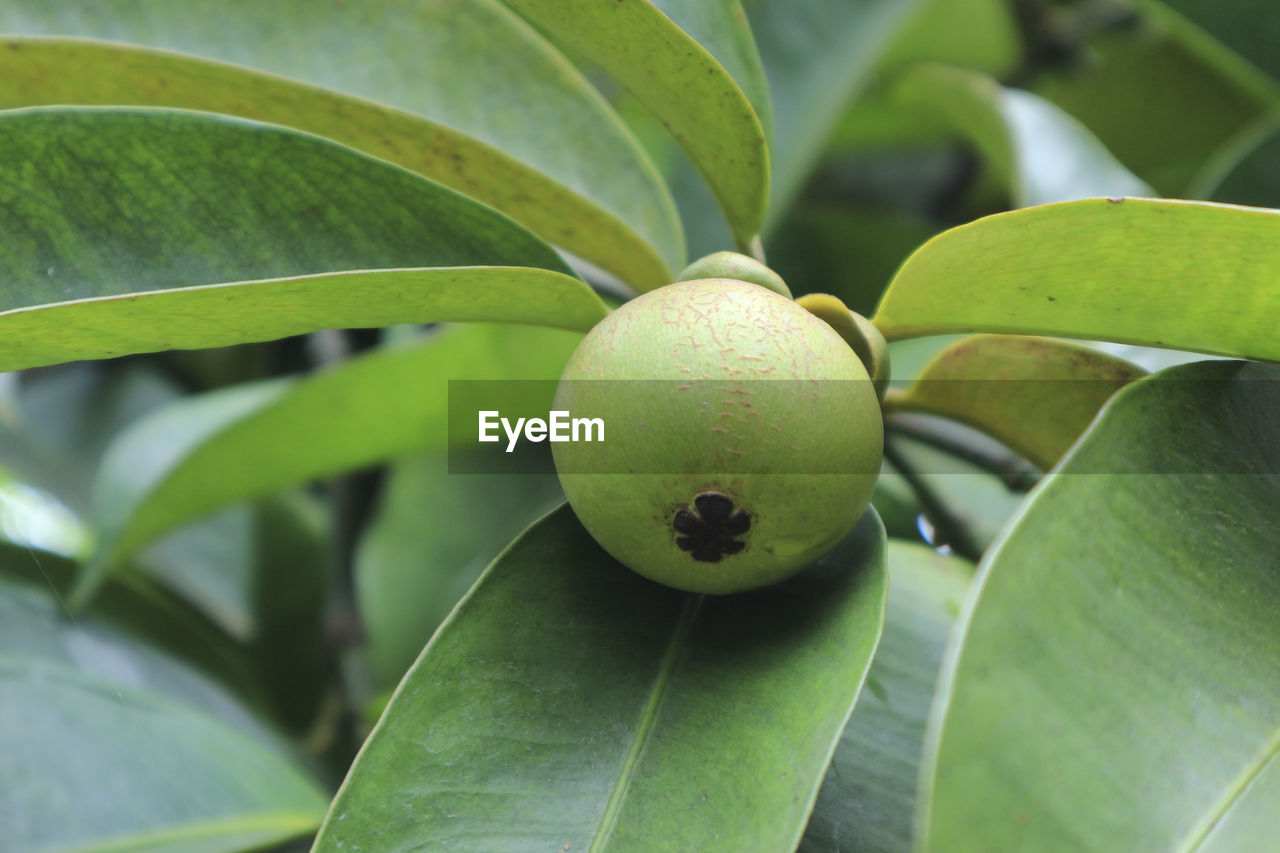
[588,593,704,852]
[1179,723,1280,851]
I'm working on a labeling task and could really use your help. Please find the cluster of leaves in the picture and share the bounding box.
[1,1,1277,851]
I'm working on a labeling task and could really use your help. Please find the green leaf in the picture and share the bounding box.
[1,663,325,853]
[650,0,774,143]
[802,542,973,853]
[1141,0,1280,98]
[1034,4,1279,197]
[0,362,181,516]
[137,500,317,644]
[79,325,583,605]
[138,495,331,732]
[502,0,769,246]
[1,0,685,290]
[744,0,929,221]
[0,108,605,356]
[0,266,607,373]
[315,505,887,851]
[871,460,926,542]
[0,567,326,853]
[919,359,1280,852]
[885,335,1146,470]
[356,456,564,686]
[874,198,1280,362]
[1212,120,1280,209]
[877,0,1021,78]
[891,65,1153,207]
[0,539,264,717]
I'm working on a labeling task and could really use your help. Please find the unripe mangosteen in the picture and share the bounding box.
[552,278,883,594]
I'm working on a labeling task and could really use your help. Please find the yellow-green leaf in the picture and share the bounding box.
[885,336,1146,470]
[875,198,1280,362]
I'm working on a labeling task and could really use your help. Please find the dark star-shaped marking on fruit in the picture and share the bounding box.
[671,491,751,563]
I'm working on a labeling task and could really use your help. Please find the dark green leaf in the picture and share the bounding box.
[919,360,1280,852]
[802,542,973,853]
[0,539,264,716]
[871,460,927,542]
[1034,7,1279,196]
[0,108,603,363]
[887,434,1024,560]
[1148,0,1280,89]
[1212,120,1280,209]
[0,663,325,853]
[355,456,564,686]
[314,505,887,851]
[2,0,685,289]
[0,564,326,852]
[138,495,331,731]
[0,362,181,515]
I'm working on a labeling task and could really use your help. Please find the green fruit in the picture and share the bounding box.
[552,278,883,594]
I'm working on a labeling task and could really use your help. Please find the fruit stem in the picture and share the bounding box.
[886,414,1042,492]
[883,437,986,562]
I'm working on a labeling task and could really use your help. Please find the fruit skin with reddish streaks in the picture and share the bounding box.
[552,278,883,594]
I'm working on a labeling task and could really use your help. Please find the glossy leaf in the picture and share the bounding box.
[0,108,581,306]
[2,0,684,289]
[920,359,1280,852]
[892,65,1153,207]
[802,542,973,853]
[662,0,949,258]
[885,335,1146,470]
[0,266,607,373]
[874,198,1280,362]
[356,455,564,686]
[79,325,583,604]
[501,0,769,247]
[315,505,887,852]
[0,568,326,853]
